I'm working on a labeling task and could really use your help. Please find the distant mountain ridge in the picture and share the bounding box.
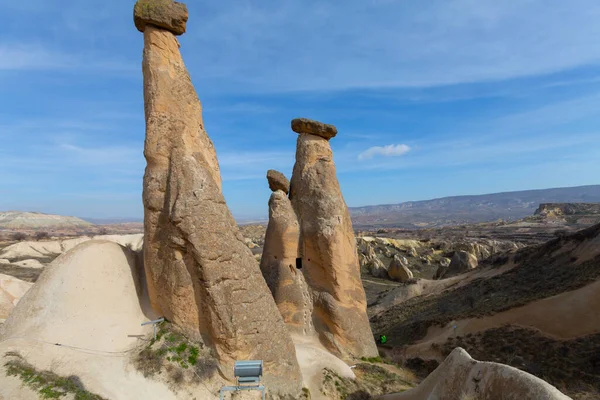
[0,211,93,229]
[349,184,600,228]
[82,217,143,225]
[4,185,599,230]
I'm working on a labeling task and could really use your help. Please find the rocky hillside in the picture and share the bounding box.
[350,184,600,228]
[369,222,600,399]
[534,202,600,220]
[0,212,93,230]
[357,235,521,282]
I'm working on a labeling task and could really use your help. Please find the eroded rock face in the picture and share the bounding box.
[137,9,302,394]
[267,169,290,194]
[134,0,188,35]
[388,255,413,282]
[290,120,377,359]
[368,257,389,279]
[360,245,388,279]
[260,190,313,335]
[436,250,478,279]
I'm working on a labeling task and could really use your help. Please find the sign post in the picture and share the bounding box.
[141,317,165,340]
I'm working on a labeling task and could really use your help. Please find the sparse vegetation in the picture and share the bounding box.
[320,363,414,400]
[133,321,219,386]
[403,358,440,379]
[11,232,27,241]
[360,356,383,364]
[443,326,600,399]
[35,231,49,240]
[301,387,311,399]
[3,352,107,399]
[371,233,600,347]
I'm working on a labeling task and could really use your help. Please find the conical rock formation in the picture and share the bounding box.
[135,2,302,394]
[289,118,378,359]
[260,184,313,335]
[388,255,413,282]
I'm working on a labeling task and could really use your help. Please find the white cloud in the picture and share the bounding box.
[57,143,141,166]
[0,43,135,73]
[358,144,411,161]
[5,0,600,90]
[0,44,70,70]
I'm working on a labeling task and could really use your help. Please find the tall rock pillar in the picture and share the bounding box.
[260,171,314,335]
[134,1,302,394]
[289,118,378,359]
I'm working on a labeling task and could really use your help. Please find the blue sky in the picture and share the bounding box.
[1,0,600,220]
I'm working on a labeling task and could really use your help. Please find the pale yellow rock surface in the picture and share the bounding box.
[1,241,153,350]
[0,234,142,261]
[0,273,33,320]
[12,259,45,269]
[0,237,90,260]
[293,334,356,400]
[0,241,212,400]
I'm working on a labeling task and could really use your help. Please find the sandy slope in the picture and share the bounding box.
[293,334,355,400]
[403,279,600,360]
[0,240,201,400]
[0,274,33,321]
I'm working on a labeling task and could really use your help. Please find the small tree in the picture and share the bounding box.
[11,232,27,241]
[98,227,108,235]
[35,231,49,240]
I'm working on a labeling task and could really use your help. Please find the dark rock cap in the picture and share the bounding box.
[267,170,290,194]
[134,0,188,36]
[291,118,337,140]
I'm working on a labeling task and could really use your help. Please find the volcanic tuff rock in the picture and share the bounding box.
[368,257,389,279]
[388,255,413,282]
[435,250,478,279]
[359,244,389,278]
[260,189,313,335]
[267,169,290,194]
[291,118,338,140]
[290,118,377,358]
[377,348,570,400]
[134,0,188,35]
[0,274,33,321]
[136,4,302,394]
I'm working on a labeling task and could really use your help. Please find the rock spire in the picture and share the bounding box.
[134,1,302,394]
